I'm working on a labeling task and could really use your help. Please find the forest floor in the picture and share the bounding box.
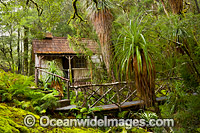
[0,103,102,133]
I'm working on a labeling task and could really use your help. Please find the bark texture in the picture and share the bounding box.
[169,0,183,14]
[24,27,29,75]
[133,51,156,107]
[90,8,113,77]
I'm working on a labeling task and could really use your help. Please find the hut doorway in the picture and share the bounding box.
[62,57,69,79]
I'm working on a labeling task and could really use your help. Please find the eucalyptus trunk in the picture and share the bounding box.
[29,44,34,76]
[9,29,14,72]
[24,26,29,75]
[17,28,21,74]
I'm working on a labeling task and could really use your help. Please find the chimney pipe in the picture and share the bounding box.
[45,33,53,39]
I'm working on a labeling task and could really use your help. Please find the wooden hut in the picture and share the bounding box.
[32,33,101,85]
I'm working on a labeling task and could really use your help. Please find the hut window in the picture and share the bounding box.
[75,57,86,68]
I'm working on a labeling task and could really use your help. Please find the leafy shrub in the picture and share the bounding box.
[0,69,35,102]
[45,60,64,84]
[0,69,58,114]
[160,82,200,132]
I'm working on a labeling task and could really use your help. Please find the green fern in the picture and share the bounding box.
[0,69,59,114]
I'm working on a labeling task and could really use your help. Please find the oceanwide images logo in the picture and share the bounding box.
[24,115,174,129]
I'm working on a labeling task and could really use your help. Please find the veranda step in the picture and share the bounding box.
[41,90,53,94]
[56,99,70,108]
[54,95,62,98]
[55,105,77,111]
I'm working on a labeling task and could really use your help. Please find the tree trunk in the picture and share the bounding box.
[17,28,21,74]
[9,29,14,72]
[24,26,29,75]
[194,0,200,13]
[29,43,34,76]
[91,8,114,78]
[21,33,23,74]
[168,0,183,14]
[133,50,156,107]
[0,42,11,69]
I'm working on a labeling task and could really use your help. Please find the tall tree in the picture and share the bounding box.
[69,0,114,78]
[29,41,34,76]
[17,28,21,74]
[90,5,114,78]
[24,26,29,75]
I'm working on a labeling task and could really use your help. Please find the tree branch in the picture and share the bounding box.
[0,0,7,8]
[68,0,87,24]
[26,0,43,16]
[154,34,200,78]
[160,0,169,18]
[92,0,98,9]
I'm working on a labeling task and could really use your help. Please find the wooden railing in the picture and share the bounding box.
[69,81,169,109]
[69,81,135,109]
[36,68,71,100]
[35,67,170,109]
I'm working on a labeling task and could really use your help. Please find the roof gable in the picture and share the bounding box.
[32,37,98,54]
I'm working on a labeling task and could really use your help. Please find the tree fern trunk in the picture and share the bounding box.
[91,8,114,78]
[169,0,183,14]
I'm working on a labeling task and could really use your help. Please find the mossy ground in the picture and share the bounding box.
[0,103,102,133]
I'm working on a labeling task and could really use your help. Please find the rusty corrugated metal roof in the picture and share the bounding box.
[32,37,99,54]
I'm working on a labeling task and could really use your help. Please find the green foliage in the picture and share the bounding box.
[69,106,102,119]
[0,103,102,133]
[0,69,58,114]
[113,14,153,81]
[0,0,200,132]
[135,111,158,122]
[118,110,127,117]
[45,60,64,83]
[70,90,84,106]
[0,0,76,73]
[105,126,147,133]
[145,12,200,83]
[0,69,35,102]
[0,115,28,133]
[180,63,199,89]
[33,93,58,114]
[160,81,200,132]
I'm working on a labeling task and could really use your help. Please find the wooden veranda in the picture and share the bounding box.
[36,68,169,112]
[55,82,168,112]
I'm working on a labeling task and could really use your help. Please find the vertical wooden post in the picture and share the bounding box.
[67,81,70,100]
[67,56,72,83]
[75,88,78,104]
[35,54,40,86]
[81,88,88,108]
[35,68,38,86]
[65,56,74,82]
[88,56,93,83]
